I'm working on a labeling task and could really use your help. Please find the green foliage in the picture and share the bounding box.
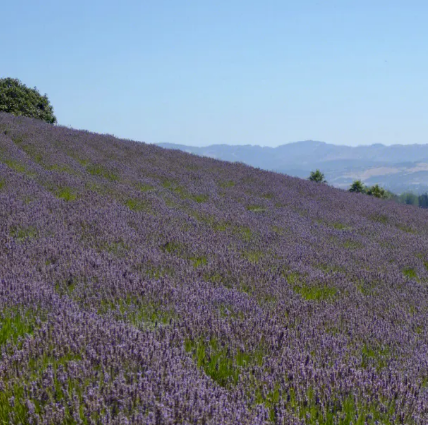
[188,210,230,231]
[162,180,186,196]
[419,193,428,208]
[219,180,236,188]
[0,78,56,124]
[160,241,208,269]
[366,184,389,199]
[356,280,378,297]
[283,387,397,425]
[103,240,128,256]
[246,205,267,213]
[396,223,416,234]
[161,179,208,203]
[191,256,208,268]
[370,214,389,224]
[136,183,156,192]
[87,164,119,181]
[403,267,418,280]
[343,239,363,249]
[125,198,149,212]
[361,343,390,370]
[308,169,327,183]
[0,350,85,424]
[209,221,229,231]
[13,139,44,164]
[392,192,428,209]
[98,296,175,329]
[262,192,274,199]
[332,222,351,230]
[3,159,26,172]
[271,225,284,234]
[190,194,209,203]
[54,276,77,296]
[242,250,263,263]
[0,387,29,424]
[203,270,236,289]
[294,284,337,301]
[57,187,77,202]
[47,164,75,173]
[399,192,419,206]
[161,240,186,255]
[349,181,394,201]
[10,225,38,241]
[236,225,254,241]
[185,337,264,387]
[349,180,366,193]
[0,308,37,347]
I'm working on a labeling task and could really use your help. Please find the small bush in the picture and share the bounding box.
[308,170,327,183]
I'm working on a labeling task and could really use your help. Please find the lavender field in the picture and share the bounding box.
[1,113,428,424]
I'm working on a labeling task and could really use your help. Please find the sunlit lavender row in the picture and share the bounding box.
[1,113,428,424]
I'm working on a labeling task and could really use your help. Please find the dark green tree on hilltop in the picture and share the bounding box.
[366,184,388,199]
[349,180,366,193]
[308,169,327,183]
[0,78,57,124]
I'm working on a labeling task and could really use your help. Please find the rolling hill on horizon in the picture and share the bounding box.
[158,140,428,194]
[2,113,428,423]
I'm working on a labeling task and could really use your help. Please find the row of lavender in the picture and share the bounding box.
[1,113,428,424]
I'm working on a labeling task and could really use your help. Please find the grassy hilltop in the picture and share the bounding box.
[1,113,428,424]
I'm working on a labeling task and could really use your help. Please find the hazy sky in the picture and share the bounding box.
[2,1,428,147]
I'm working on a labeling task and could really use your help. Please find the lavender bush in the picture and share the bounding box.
[1,112,428,424]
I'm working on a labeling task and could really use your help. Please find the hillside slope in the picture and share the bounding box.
[1,113,428,424]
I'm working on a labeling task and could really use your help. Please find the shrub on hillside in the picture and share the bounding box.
[366,184,389,199]
[308,169,327,183]
[0,78,56,124]
[349,180,366,194]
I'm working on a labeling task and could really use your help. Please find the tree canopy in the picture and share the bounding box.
[349,180,366,193]
[308,170,327,183]
[366,184,389,199]
[0,78,56,124]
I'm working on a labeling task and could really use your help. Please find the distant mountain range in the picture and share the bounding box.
[158,141,428,194]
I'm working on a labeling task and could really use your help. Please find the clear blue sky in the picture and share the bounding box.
[2,0,428,147]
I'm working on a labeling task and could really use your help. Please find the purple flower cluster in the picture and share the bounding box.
[1,113,428,424]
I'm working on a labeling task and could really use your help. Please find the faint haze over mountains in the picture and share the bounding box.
[159,141,428,194]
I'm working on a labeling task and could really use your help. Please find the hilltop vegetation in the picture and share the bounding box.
[1,113,428,424]
[0,78,57,124]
